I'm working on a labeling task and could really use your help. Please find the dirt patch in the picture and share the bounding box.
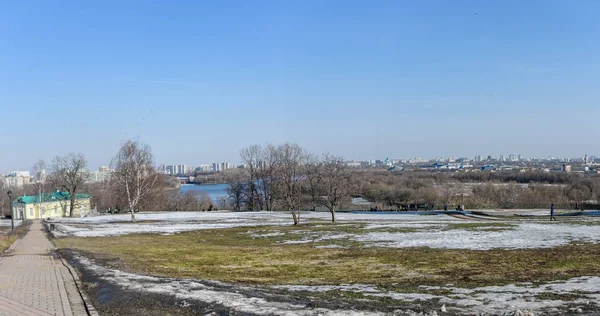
[59,249,244,315]
[58,249,451,315]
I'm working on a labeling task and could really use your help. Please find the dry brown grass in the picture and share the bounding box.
[0,222,30,253]
[53,224,600,292]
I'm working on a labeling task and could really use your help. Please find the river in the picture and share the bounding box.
[180,183,371,207]
[179,183,229,203]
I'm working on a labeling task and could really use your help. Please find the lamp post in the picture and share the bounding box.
[7,191,13,231]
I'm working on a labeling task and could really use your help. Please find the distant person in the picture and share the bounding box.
[443,204,447,211]
[550,203,556,221]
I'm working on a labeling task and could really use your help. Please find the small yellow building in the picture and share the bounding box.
[11,191,92,220]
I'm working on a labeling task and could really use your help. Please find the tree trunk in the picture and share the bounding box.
[70,194,76,217]
[331,207,336,222]
[131,209,136,222]
[291,210,299,225]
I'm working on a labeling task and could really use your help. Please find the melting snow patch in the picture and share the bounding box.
[355,223,600,250]
[73,254,385,316]
[273,277,600,314]
[48,211,600,251]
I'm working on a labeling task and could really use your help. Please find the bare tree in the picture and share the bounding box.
[227,181,246,211]
[32,159,47,210]
[112,139,158,222]
[321,154,353,222]
[304,154,324,211]
[257,144,280,211]
[278,144,306,225]
[51,153,88,217]
[240,145,262,210]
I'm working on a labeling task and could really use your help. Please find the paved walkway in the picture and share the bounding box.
[0,221,88,316]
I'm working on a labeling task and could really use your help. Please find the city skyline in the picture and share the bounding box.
[1,151,597,175]
[1,1,600,171]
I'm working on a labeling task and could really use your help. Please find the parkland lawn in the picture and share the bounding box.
[52,222,600,293]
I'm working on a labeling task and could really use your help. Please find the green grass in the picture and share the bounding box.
[53,224,600,293]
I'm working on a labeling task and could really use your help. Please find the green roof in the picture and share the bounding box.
[13,191,91,204]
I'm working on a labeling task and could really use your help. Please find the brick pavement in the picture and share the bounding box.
[0,221,89,316]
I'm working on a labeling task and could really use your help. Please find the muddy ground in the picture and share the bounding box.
[59,249,447,316]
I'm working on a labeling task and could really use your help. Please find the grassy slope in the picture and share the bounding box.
[53,222,600,292]
[0,222,30,253]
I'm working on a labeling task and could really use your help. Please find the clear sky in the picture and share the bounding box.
[1,0,599,172]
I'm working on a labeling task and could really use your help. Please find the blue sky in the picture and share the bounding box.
[1,0,599,171]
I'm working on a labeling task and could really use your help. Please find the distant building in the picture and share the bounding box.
[2,171,31,188]
[481,165,497,171]
[87,170,111,183]
[164,164,188,175]
[99,166,110,173]
[12,191,92,220]
[212,162,232,172]
[562,164,572,173]
[384,158,393,167]
[387,165,404,172]
[195,164,213,172]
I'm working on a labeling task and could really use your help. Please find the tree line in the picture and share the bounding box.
[358,170,600,210]
[1,139,212,222]
[227,143,354,224]
[5,140,598,222]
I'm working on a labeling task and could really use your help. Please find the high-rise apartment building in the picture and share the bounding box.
[212,162,232,172]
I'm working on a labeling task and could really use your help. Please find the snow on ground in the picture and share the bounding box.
[49,211,461,224]
[0,219,22,227]
[48,211,461,238]
[354,222,600,250]
[274,276,600,315]
[49,212,299,237]
[75,250,598,315]
[74,254,386,316]
[50,222,286,238]
[49,211,600,250]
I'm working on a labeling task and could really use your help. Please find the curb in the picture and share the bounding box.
[44,222,99,316]
[58,254,100,316]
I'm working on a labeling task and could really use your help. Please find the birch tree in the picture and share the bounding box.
[32,159,47,210]
[51,154,88,217]
[112,139,158,222]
